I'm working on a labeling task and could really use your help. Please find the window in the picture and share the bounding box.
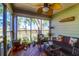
[0,4,13,56]
[17,17,31,43]
[26,18,31,42]
[31,18,38,42]
[42,20,49,37]
[0,3,3,56]
[6,9,12,51]
[17,16,49,43]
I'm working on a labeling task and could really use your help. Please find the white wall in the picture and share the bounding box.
[51,4,79,38]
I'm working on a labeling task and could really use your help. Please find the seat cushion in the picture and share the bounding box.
[62,36,70,44]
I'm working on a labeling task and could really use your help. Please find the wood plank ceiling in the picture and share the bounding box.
[12,3,76,19]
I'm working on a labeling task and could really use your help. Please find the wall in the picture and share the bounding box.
[51,4,79,38]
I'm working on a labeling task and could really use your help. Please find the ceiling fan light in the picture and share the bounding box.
[43,7,49,12]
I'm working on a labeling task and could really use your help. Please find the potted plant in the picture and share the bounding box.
[22,38,28,47]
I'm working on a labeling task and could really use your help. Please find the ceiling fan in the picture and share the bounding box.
[35,3,62,17]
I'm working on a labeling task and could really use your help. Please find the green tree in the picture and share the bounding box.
[0,4,3,15]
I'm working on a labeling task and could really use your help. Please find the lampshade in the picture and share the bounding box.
[43,7,49,12]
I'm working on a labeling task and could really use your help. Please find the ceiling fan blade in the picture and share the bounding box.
[37,7,43,14]
[49,3,62,10]
[47,8,53,17]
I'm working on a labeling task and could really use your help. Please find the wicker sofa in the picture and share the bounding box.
[52,35,79,56]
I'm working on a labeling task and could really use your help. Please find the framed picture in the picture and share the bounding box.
[59,16,75,22]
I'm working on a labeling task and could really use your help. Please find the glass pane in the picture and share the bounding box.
[42,20,49,37]
[17,17,31,43]
[17,17,26,40]
[18,17,26,30]
[37,19,42,34]
[26,30,30,43]
[42,20,49,30]
[38,19,42,30]
[31,18,38,42]
[42,30,49,37]
[18,30,27,40]
[31,30,38,42]
[0,4,3,41]
[26,18,31,42]
[6,10,12,51]
[0,3,3,56]
[17,16,49,43]
[32,18,38,30]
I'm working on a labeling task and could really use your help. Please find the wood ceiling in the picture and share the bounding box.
[12,3,76,19]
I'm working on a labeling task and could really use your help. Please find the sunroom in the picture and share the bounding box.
[0,3,79,56]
